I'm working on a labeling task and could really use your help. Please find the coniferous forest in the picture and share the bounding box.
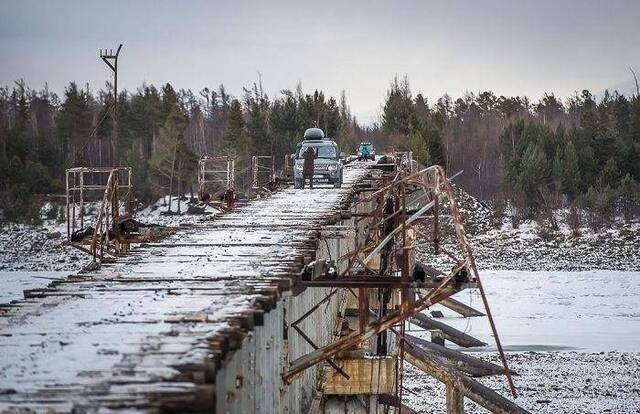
[1,76,639,226]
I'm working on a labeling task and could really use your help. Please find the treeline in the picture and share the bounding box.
[0,79,364,222]
[377,76,640,227]
[1,75,639,226]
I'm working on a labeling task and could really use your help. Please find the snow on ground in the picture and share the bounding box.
[416,270,640,353]
[405,268,640,411]
[404,351,640,414]
[425,188,640,272]
[468,221,640,271]
[1,166,638,411]
[0,222,84,272]
[0,196,220,272]
[0,164,372,411]
[135,195,221,227]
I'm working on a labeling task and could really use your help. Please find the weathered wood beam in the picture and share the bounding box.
[410,313,486,348]
[320,227,356,239]
[300,276,475,289]
[440,298,485,317]
[405,334,511,378]
[404,345,531,414]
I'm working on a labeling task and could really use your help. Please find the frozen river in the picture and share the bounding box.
[4,269,639,352]
[414,270,640,353]
[0,271,71,304]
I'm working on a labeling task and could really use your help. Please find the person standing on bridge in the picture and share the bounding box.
[302,146,317,189]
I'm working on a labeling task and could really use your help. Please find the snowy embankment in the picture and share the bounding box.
[430,188,640,272]
[469,221,640,272]
[0,222,82,271]
[404,351,640,414]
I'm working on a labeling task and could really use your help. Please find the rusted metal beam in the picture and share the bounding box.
[300,277,410,288]
[358,288,369,332]
[291,288,338,326]
[291,325,350,380]
[282,281,461,383]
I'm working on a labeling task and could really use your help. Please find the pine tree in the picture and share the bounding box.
[552,146,563,186]
[535,93,564,124]
[381,76,414,136]
[221,99,250,159]
[409,130,430,166]
[562,140,581,198]
[127,146,152,202]
[244,84,271,156]
[173,135,198,213]
[600,157,621,187]
[618,174,639,221]
[414,94,430,127]
[613,94,630,139]
[630,97,640,145]
[424,126,447,167]
[6,80,30,162]
[56,82,93,166]
[518,141,550,208]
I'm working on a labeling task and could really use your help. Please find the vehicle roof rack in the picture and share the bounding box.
[304,128,325,140]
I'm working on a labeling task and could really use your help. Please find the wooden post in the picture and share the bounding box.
[433,192,440,255]
[66,170,70,240]
[405,334,511,378]
[446,383,464,414]
[431,330,445,347]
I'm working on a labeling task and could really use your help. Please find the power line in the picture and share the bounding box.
[99,44,123,165]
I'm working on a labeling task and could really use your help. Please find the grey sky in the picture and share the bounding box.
[1,0,639,124]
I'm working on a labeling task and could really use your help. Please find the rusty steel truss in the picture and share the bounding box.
[286,156,523,413]
[65,167,134,261]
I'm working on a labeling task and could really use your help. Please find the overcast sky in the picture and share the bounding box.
[1,0,639,124]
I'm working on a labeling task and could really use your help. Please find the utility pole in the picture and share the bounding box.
[100,44,123,165]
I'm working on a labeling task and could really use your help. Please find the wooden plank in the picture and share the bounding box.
[405,334,512,378]
[410,313,486,348]
[404,346,531,414]
[440,298,485,317]
[323,357,395,395]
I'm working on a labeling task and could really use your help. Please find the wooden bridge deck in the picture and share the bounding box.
[0,164,372,412]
